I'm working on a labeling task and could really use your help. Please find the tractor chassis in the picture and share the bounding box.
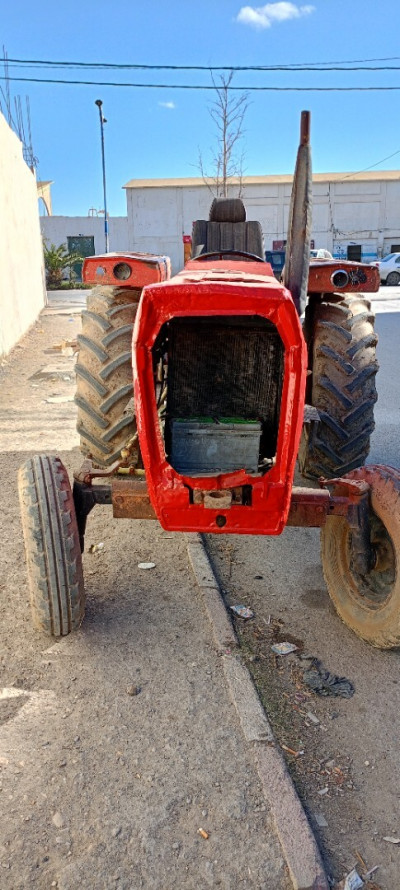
[73,461,374,577]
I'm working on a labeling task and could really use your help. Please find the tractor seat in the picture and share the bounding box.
[191,198,264,260]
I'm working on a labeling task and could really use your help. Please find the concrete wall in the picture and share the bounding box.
[0,113,46,358]
[126,184,226,274]
[40,215,129,254]
[125,174,400,273]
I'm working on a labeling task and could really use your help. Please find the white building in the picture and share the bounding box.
[41,170,400,276]
[124,171,400,273]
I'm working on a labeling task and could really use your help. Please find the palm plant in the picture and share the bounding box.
[43,241,83,288]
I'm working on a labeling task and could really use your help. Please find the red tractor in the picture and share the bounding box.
[19,113,400,649]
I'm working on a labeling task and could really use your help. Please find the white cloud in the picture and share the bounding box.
[158,101,176,109]
[237,2,315,29]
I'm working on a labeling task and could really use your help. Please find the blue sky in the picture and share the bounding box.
[2,0,400,216]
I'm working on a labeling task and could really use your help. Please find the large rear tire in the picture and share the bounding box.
[321,465,400,648]
[299,294,378,479]
[75,286,140,467]
[18,455,85,636]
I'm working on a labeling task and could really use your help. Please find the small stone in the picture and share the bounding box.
[59,761,67,768]
[201,809,208,818]
[172,842,180,850]
[314,813,328,828]
[112,827,122,838]
[52,812,65,829]
[126,685,140,696]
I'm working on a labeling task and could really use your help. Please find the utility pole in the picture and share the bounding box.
[95,99,109,253]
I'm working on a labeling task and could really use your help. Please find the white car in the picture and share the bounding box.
[310,248,333,260]
[375,252,400,285]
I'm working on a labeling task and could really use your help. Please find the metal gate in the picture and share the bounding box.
[67,236,95,282]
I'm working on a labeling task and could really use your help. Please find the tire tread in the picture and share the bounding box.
[18,456,84,636]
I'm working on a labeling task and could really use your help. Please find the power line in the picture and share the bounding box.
[340,149,400,180]
[1,75,400,91]
[4,55,400,71]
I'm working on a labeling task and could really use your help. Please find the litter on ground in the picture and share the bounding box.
[302,657,355,698]
[138,562,156,570]
[230,605,254,619]
[271,641,298,656]
[89,543,105,554]
[343,867,364,890]
[197,828,209,840]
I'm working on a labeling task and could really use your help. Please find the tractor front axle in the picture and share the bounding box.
[73,466,374,576]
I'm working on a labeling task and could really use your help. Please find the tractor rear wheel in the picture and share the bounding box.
[321,465,400,648]
[75,286,140,467]
[18,455,85,636]
[299,293,378,479]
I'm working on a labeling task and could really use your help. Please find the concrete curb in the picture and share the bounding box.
[186,532,329,890]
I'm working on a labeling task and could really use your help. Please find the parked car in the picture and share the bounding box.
[266,247,334,280]
[374,252,400,285]
[310,248,333,259]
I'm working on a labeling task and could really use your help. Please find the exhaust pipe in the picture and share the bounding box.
[330,269,349,289]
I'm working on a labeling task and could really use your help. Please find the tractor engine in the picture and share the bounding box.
[133,259,307,534]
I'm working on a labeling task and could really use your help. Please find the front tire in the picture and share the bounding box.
[321,465,400,649]
[18,456,85,636]
[299,294,378,479]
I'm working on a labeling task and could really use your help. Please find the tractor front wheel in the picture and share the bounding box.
[299,293,378,479]
[18,455,85,636]
[321,465,400,648]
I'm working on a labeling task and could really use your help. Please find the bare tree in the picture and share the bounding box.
[198,71,249,198]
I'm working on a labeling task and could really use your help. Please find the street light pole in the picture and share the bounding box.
[95,99,109,253]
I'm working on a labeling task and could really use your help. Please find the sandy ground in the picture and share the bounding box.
[0,313,291,889]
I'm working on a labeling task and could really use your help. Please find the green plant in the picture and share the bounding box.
[43,241,83,288]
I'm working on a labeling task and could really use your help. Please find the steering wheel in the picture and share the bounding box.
[193,249,265,263]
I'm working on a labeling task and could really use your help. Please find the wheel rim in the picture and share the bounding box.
[342,512,396,609]
[387,272,400,285]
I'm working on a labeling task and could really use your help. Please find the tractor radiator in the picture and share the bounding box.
[165,316,284,466]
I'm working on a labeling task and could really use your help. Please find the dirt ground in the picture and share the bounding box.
[2,300,399,889]
[0,313,292,889]
[204,302,400,890]
[205,522,399,890]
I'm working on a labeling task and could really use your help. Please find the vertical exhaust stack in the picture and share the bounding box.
[283,110,313,315]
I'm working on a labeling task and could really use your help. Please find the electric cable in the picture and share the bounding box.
[1,75,400,91]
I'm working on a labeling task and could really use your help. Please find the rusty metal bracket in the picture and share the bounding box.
[320,476,375,576]
[73,458,122,485]
[112,477,156,520]
[73,481,112,552]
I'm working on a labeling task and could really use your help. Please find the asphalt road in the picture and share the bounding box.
[205,287,400,888]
